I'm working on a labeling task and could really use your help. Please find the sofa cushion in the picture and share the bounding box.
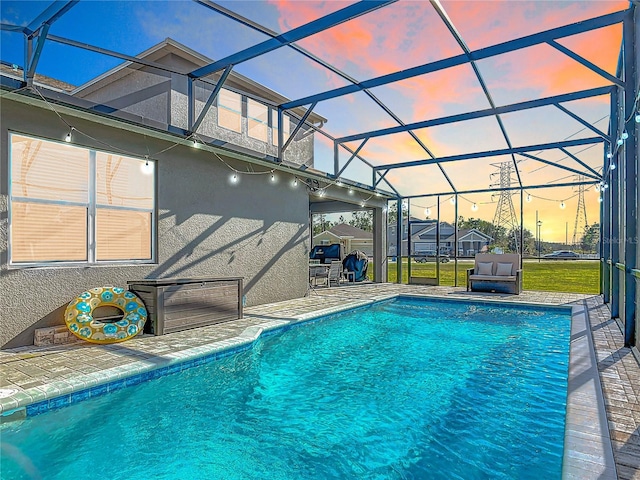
[476,262,493,275]
[469,274,516,282]
[496,262,514,276]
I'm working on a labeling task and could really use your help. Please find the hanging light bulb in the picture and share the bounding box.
[621,131,628,140]
[526,194,532,203]
[424,208,431,217]
[559,201,566,209]
[293,177,298,187]
[635,113,640,123]
[617,138,624,146]
[336,179,343,187]
[603,182,609,189]
[610,162,616,170]
[471,203,478,212]
[348,188,354,195]
[141,156,153,175]
[606,152,612,159]
[270,173,276,182]
[375,192,381,197]
[230,173,238,183]
[360,201,365,207]
[595,184,600,192]
[192,137,199,148]
[64,127,75,143]
[598,196,603,203]
[318,189,325,197]
[450,197,456,205]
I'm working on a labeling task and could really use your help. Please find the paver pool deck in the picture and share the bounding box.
[1,284,639,479]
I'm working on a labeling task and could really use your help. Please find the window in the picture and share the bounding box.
[271,109,290,146]
[247,99,268,142]
[217,88,242,133]
[9,133,155,265]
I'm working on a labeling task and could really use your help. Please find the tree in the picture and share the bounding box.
[350,210,373,232]
[312,214,334,236]
[581,223,600,253]
[507,227,534,254]
[387,202,398,225]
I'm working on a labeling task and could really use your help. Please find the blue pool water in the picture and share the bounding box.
[1,298,571,480]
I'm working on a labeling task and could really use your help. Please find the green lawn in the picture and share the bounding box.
[377,259,600,294]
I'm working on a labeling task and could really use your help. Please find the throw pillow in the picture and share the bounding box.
[496,262,513,276]
[477,262,493,275]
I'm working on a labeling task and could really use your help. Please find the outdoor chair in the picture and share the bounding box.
[327,260,343,287]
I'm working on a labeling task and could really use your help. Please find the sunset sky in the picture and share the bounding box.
[0,0,629,242]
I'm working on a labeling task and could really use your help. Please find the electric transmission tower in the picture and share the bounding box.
[572,175,588,246]
[490,162,520,253]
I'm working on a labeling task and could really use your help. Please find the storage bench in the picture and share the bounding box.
[127,277,243,335]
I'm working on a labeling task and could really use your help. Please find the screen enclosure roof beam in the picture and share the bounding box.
[189,0,396,79]
[281,9,627,110]
[336,86,613,144]
[372,137,604,172]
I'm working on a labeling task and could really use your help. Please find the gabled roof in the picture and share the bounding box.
[442,228,493,242]
[328,223,373,239]
[72,38,326,124]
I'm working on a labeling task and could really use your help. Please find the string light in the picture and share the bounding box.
[606,152,612,159]
[559,201,566,209]
[449,197,455,205]
[595,184,600,192]
[526,194,532,203]
[270,173,276,182]
[424,208,431,217]
[610,162,616,170]
[617,138,624,146]
[64,127,75,143]
[621,131,628,140]
[598,196,603,203]
[348,188,354,195]
[336,180,343,187]
[230,173,238,183]
[293,177,298,187]
[635,113,640,123]
[471,203,478,211]
[192,137,199,148]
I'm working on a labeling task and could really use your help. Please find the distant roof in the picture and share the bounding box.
[329,223,373,239]
[0,63,75,92]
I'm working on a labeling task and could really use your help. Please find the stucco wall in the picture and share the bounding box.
[0,99,311,349]
[76,53,314,166]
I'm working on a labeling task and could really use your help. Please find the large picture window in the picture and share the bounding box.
[217,88,242,133]
[9,133,155,265]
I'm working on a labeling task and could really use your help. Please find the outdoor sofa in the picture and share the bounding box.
[466,253,522,295]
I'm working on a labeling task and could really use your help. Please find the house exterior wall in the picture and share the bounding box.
[0,99,311,349]
[76,53,314,166]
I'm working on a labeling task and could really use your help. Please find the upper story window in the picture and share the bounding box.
[9,133,155,266]
[271,110,290,147]
[217,88,242,133]
[247,99,268,142]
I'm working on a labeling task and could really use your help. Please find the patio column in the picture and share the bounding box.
[622,10,637,346]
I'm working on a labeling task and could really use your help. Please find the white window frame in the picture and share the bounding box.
[8,132,156,268]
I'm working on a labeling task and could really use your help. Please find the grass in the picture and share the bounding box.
[376,259,600,294]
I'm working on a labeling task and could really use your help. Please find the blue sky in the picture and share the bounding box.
[1,0,628,240]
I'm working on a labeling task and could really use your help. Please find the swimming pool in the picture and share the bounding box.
[1,297,571,479]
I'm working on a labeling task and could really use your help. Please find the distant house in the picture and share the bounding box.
[313,223,373,257]
[388,219,492,257]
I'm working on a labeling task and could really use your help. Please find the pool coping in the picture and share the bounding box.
[0,292,616,479]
